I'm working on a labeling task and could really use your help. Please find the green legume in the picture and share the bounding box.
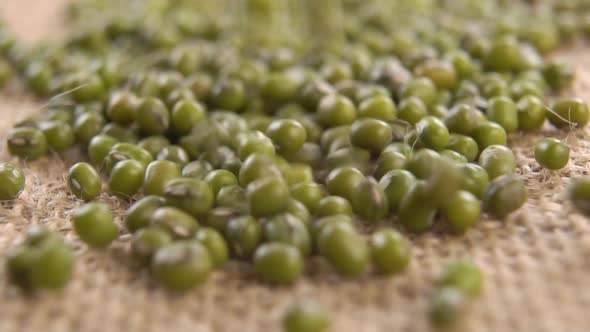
[290,182,325,212]
[478,145,516,180]
[369,229,411,275]
[399,181,437,233]
[358,95,397,122]
[262,71,301,102]
[181,160,213,179]
[138,135,170,158]
[325,167,365,202]
[446,50,476,79]
[320,126,350,153]
[267,119,307,154]
[282,142,322,168]
[71,74,105,102]
[74,112,104,144]
[446,134,479,162]
[405,148,440,179]
[569,176,590,214]
[137,97,170,135]
[321,62,353,84]
[482,174,527,219]
[455,80,480,100]
[131,227,172,265]
[283,301,331,332]
[350,118,393,153]
[286,197,312,226]
[263,212,311,256]
[298,78,333,108]
[317,94,357,127]
[7,127,48,160]
[163,178,214,217]
[107,91,138,125]
[444,104,486,136]
[143,160,181,196]
[0,162,25,200]
[6,227,74,289]
[40,121,75,151]
[534,138,570,170]
[254,243,303,284]
[225,215,262,259]
[317,221,369,277]
[549,97,590,128]
[483,35,531,72]
[416,116,450,151]
[247,176,290,217]
[429,287,468,329]
[517,95,546,131]
[473,121,508,149]
[438,259,484,297]
[215,184,248,212]
[440,150,468,163]
[101,123,138,143]
[0,58,11,88]
[416,60,458,90]
[398,97,428,125]
[486,96,518,132]
[108,159,145,199]
[325,147,371,174]
[203,207,240,233]
[150,207,200,239]
[284,163,314,186]
[315,195,353,217]
[238,131,276,160]
[374,150,407,180]
[171,99,205,135]
[47,108,73,125]
[310,214,353,245]
[543,62,574,91]
[88,134,118,167]
[379,169,416,213]
[67,162,101,201]
[384,142,413,157]
[510,79,543,100]
[72,202,118,247]
[459,164,490,199]
[238,154,282,187]
[444,191,481,234]
[401,77,437,107]
[194,227,229,268]
[152,241,212,290]
[104,143,153,174]
[157,145,190,167]
[203,169,238,195]
[351,177,389,222]
[125,195,166,233]
[430,104,449,119]
[426,157,462,207]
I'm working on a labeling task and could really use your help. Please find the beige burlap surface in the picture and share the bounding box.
[1,1,590,332]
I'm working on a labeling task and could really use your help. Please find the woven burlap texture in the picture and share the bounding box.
[1,1,590,331]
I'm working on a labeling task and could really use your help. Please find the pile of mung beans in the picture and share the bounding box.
[2,0,590,329]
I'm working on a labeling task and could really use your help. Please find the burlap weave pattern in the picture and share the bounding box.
[1,1,590,331]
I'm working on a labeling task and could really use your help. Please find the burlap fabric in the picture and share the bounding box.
[1,1,590,331]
